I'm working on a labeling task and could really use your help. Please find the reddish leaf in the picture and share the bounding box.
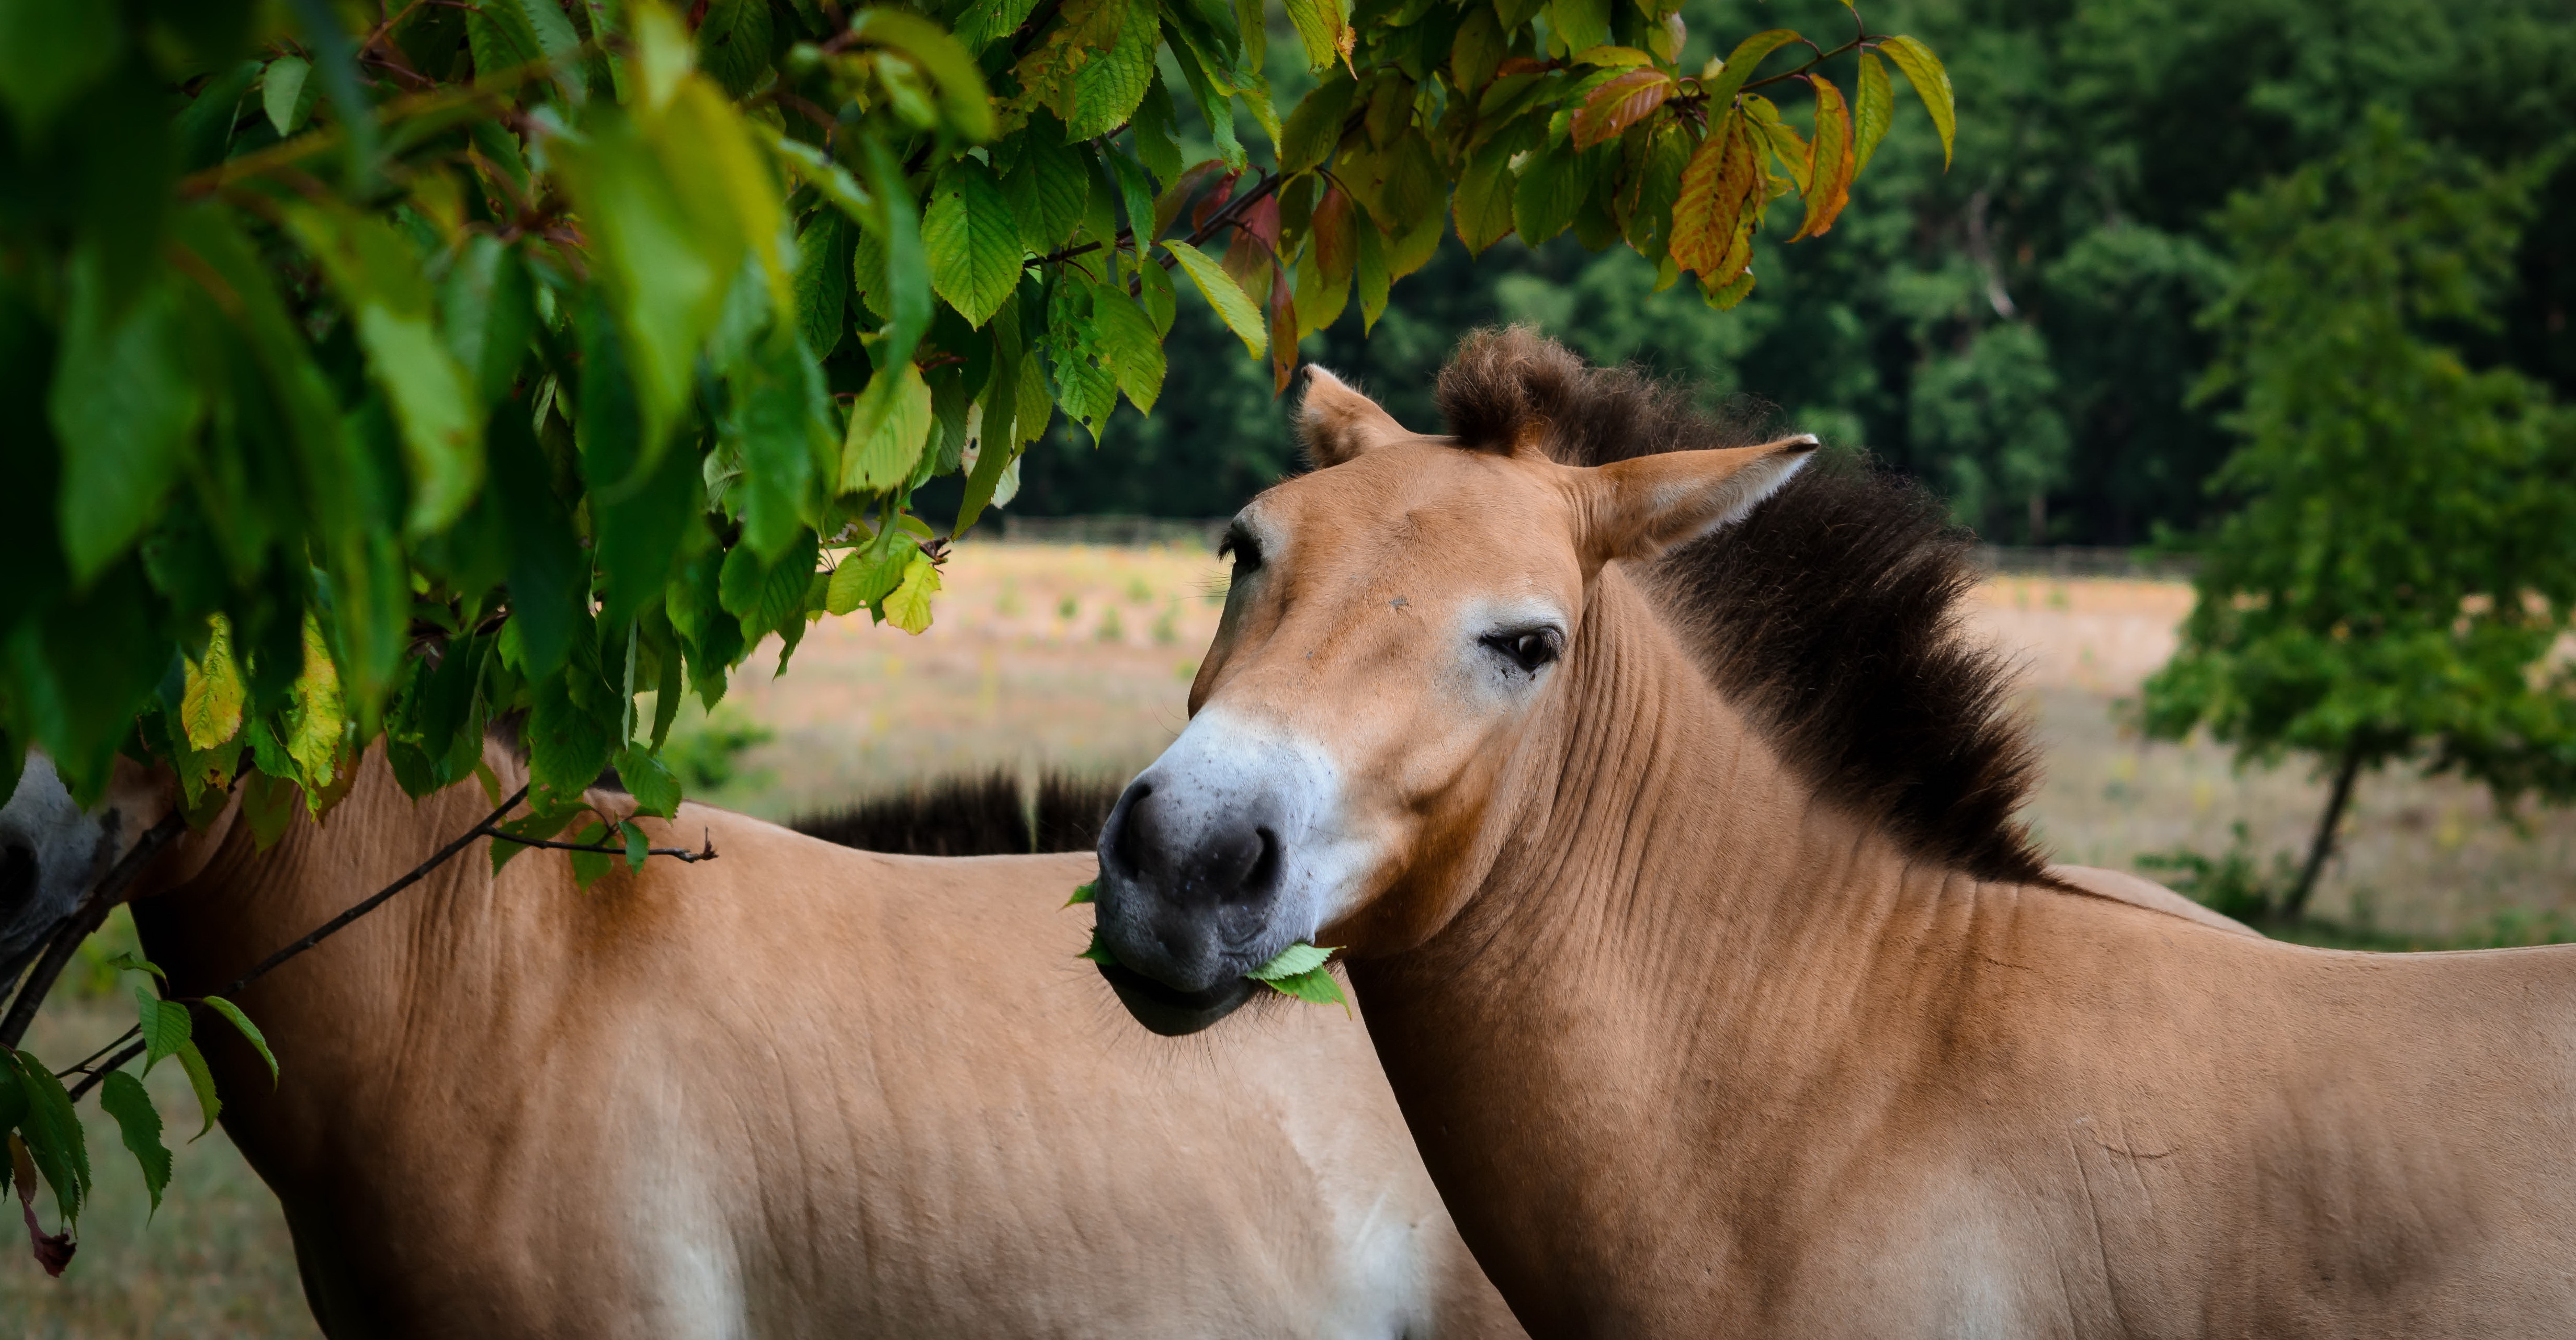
[1154,160,1233,237]
[1571,69,1674,151]
[1221,192,1281,296]
[1191,168,1244,233]
[1313,185,1357,285]
[1669,113,1760,277]
[1268,262,1298,395]
[11,1137,72,1278]
[1790,74,1855,240]
[1493,56,1554,77]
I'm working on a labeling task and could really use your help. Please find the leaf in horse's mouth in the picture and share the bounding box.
[1069,881,1348,1013]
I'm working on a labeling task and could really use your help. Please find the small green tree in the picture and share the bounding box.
[2141,113,2576,921]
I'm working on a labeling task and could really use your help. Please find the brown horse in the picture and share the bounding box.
[3,742,1522,1338]
[1091,329,2570,1337]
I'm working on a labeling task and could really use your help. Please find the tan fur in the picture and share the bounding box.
[108,745,1519,1339]
[1159,409,2576,1336]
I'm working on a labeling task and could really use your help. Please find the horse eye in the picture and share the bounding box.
[1484,630,1558,674]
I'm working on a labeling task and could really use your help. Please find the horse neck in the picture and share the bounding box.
[1352,563,2007,1325]
[134,743,547,1087]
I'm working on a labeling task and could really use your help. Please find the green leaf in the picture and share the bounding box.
[1092,287,1166,413]
[200,997,279,1086]
[1355,215,1389,333]
[792,209,853,359]
[851,7,997,141]
[568,819,617,890]
[825,532,919,614]
[97,1071,171,1216]
[1261,963,1349,1009]
[860,138,931,370]
[104,952,165,983]
[841,362,936,493]
[619,819,650,871]
[1247,941,1333,979]
[136,986,192,1075]
[695,0,775,98]
[280,201,484,534]
[1133,74,1184,185]
[1699,28,1800,110]
[616,746,683,817]
[181,615,248,751]
[1070,5,1161,139]
[727,328,833,562]
[1006,123,1092,253]
[1279,0,1347,71]
[1079,927,1119,964]
[882,552,941,634]
[1278,73,1358,175]
[1878,36,1954,168]
[1513,146,1587,246]
[172,1039,221,1141]
[262,56,317,137]
[924,160,1025,327]
[441,235,537,414]
[9,1050,90,1224]
[1853,50,1893,172]
[1162,240,1267,357]
[526,675,612,801]
[1065,880,1096,906]
[239,771,302,850]
[0,2,120,132]
[1545,0,1610,59]
[49,257,200,582]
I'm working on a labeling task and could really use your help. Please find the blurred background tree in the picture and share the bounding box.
[2140,113,2576,922]
[1007,0,2576,544]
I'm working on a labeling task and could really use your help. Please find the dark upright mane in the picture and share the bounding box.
[1436,327,2049,884]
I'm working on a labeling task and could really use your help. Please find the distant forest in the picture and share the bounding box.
[973,0,2575,545]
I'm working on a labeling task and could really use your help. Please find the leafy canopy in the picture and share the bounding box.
[0,0,1948,1265]
[2140,114,2576,807]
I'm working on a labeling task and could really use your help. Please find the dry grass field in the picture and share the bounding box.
[8,543,2573,1330]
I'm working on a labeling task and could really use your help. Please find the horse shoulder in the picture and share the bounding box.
[2043,864,2261,938]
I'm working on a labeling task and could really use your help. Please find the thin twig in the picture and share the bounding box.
[488,831,720,863]
[0,812,189,1052]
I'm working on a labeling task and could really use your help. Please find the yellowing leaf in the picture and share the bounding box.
[180,615,246,751]
[1279,0,1346,71]
[824,533,918,614]
[1878,35,1955,168]
[1571,67,1674,151]
[1669,112,1760,278]
[1162,240,1267,356]
[883,552,942,634]
[841,362,935,493]
[1790,74,1854,241]
[1854,51,1893,172]
[287,616,345,797]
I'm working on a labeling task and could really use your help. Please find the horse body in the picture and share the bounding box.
[1355,563,2576,1336]
[1090,332,2576,1337]
[70,742,1518,1339]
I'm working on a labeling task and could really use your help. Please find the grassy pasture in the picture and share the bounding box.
[8,545,2572,1330]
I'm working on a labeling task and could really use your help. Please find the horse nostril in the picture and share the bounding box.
[1108,781,1156,878]
[1239,826,1281,903]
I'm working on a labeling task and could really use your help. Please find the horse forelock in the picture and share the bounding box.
[1432,326,2050,884]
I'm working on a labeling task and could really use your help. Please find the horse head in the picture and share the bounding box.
[1090,331,1815,1034]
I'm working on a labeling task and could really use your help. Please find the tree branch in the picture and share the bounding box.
[487,831,720,862]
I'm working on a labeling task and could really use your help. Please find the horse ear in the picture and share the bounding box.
[1299,367,1411,467]
[1584,436,1820,564]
